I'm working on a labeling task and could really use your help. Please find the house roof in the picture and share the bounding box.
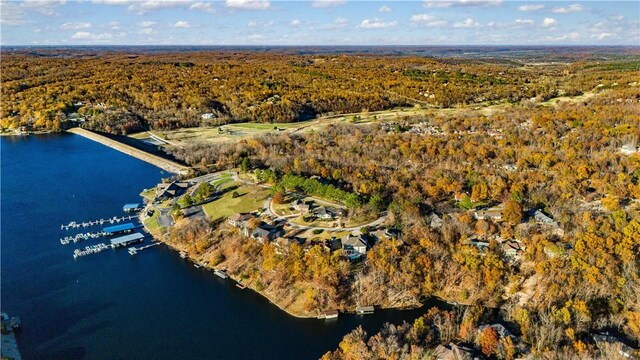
[343,235,366,248]
[502,240,522,252]
[229,213,253,222]
[252,227,271,238]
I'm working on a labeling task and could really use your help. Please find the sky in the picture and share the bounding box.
[1,0,639,46]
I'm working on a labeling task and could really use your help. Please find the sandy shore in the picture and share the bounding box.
[68,128,190,175]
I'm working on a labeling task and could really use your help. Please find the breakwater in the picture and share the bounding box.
[67,128,190,175]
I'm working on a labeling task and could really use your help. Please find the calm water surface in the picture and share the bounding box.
[1,133,442,359]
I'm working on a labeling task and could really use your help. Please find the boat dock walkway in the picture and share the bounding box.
[60,231,105,245]
[73,243,110,259]
[128,242,161,255]
[61,215,139,231]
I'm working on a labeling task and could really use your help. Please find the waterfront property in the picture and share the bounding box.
[110,232,145,248]
[356,305,375,315]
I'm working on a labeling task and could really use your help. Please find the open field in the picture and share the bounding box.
[202,182,271,220]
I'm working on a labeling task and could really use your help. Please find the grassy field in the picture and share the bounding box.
[202,182,270,220]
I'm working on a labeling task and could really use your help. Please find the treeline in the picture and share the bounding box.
[3,51,638,134]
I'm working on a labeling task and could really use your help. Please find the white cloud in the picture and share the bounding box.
[172,21,190,28]
[378,5,391,12]
[71,31,113,41]
[542,17,557,28]
[109,21,120,30]
[546,32,580,41]
[591,32,613,40]
[518,4,544,11]
[552,3,583,13]
[225,0,270,10]
[189,2,215,12]
[410,14,447,27]
[138,27,156,35]
[248,20,273,28]
[247,33,264,41]
[92,0,129,4]
[514,19,534,27]
[138,21,157,27]
[311,0,345,8]
[127,1,186,14]
[290,19,301,26]
[60,22,91,30]
[423,0,501,8]
[320,17,348,29]
[358,18,397,29]
[453,18,480,28]
[0,2,26,26]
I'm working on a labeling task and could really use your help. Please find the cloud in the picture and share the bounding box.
[423,0,501,8]
[410,14,447,27]
[127,1,187,14]
[358,18,397,29]
[320,17,348,29]
[138,27,156,35]
[552,3,583,14]
[542,17,557,28]
[1,2,27,26]
[453,18,480,28]
[20,0,67,16]
[311,0,345,8]
[518,4,544,11]
[546,32,580,41]
[138,21,157,27]
[378,5,391,13]
[290,19,301,26]
[514,19,534,27]
[60,22,91,30]
[172,21,191,28]
[71,31,113,41]
[591,32,613,40]
[225,0,270,10]
[247,33,264,41]
[189,2,215,12]
[248,20,273,28]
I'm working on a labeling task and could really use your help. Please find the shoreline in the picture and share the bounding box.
[67,128,190,175]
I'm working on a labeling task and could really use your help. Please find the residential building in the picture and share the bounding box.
[155,181,190,201]
[474,204,504,221]
[228,213,254,227]
[433,343,475,360]
[343,234,367,259]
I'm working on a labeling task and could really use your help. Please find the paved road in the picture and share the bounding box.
[262,196,387,233]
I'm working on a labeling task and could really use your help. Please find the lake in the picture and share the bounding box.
[1,133,443,359]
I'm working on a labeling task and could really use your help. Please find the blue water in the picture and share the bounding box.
[1,134,439,359]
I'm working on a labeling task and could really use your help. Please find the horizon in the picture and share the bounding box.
[1,0,639,47]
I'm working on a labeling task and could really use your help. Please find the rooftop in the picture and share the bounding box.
[110,232,145,246]
[103,222,136,234]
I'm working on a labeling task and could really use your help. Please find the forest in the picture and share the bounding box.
[5,48,639,358]
[2,48,638,135]
[165,81,640,358]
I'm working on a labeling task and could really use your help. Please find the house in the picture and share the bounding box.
[429,214,443,229]
[201,113,215,120]
[316,206,334,220]
[474,204,504,221]
[292,199,311,213]
[155,181,190,201]
[593,334,638,359]
[324,237,342,253]
[343,234,367,259]
[433,343,475,360]
[228,213,254,227]
[501,240,523,257]
[533,209,555,225]
[251,227,272,243]
[470,240,490,252]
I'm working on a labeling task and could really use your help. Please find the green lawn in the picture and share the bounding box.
[202,183,270,220]
[140,188,156,201]
[144,209,161,231]
[212,176,232,187]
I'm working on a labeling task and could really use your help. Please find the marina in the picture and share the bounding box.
[110,232,145,248]
[60,215,139,231]
[214,269,228,279]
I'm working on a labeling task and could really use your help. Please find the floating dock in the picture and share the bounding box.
[128,242,160,255]
[123,203,141,213]
[214,269,228,279]
[103,222,137,236]
[110,232,145,248]
[60,231,104,245]
[73,243,110,259]
[355,306,374,315]
[61,215,139,231]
